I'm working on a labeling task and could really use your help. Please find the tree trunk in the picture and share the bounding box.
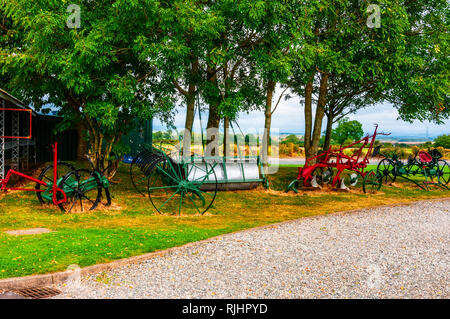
[206,103,220,156]
[182,56,199,158]
[303,77,314,159]
[76,121,88,160]
[183,94,195,157]
[223,117,230,157]
[205,66,220,157]
[262,80,276,166]
[309,73,329,157]
[84,118,121,180]
[323,109,334,152]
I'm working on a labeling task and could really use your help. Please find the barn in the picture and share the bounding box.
[0,89,78,179]
[0,88,37,179]
[1,88,153,181]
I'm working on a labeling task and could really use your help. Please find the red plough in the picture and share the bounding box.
[286,125,390,193]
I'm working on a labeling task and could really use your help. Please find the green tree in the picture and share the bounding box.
[246,0,306,164]
[322,74,378,151]
[282,134,301,145]
[331,118,364,146]
[290,1,448,159]
[0,0,173,178]
[387,0,449,123]
[434,134,450,149]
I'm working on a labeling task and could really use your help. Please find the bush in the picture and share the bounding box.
[383,147,413,159]
[434,134,450,149]
[279,143,304,157]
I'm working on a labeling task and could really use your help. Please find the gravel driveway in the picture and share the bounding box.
[57,199,450,299]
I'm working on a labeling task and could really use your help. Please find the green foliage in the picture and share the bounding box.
[281,134,301,145]
[1,0,448,167]
[0,0,175,176]
[434,134,450,149]
[331,118,364,145]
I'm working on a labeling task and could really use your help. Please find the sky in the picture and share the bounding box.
[153,90,450,139]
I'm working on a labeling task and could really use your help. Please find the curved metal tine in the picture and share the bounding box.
[140,153,160,175]
[140,153,164,179]
[137,149,157,169]
[136,151,153,173]
[66,196,78,213]
[137,151,154,170]
[142,156,163,177]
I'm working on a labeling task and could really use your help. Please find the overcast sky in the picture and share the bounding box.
[153,91,449,138]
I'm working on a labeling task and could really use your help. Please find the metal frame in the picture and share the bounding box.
[0,101,4,179]
[0,143,66,205]
[0,107,34,178]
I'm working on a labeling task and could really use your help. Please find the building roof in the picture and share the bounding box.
[0,88,37,116]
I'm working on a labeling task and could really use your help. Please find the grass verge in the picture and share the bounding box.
[0,163,448,279]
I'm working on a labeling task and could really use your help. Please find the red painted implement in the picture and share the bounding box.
[286,124,390,193]
[0,143,67,205]
[0,142,111,212]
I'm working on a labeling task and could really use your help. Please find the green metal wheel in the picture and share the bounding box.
[130,148,165,196]
[362,170,382,194]
[437,160,450,185]
[36,162,77,206]
[377,158,396,184]
[147,156,218,215]
[57,169,103,213]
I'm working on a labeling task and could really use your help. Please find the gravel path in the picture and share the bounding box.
[57,199,450,299]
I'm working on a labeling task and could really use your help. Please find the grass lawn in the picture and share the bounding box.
[0,162,448,279]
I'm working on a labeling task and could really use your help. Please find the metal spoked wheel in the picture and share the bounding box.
[362,170,382,194]
[35,162,77,205]
[437,160,450,185]
[377,158,396,184]
[58,169,103,213]
[147,157,218,215]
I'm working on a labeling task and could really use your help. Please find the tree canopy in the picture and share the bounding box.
[0,0,448,170]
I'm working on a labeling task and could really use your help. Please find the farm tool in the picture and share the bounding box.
[376,148,450,190]
[0,143,111,212]
[286,124,390,194]
[129,100,268,215]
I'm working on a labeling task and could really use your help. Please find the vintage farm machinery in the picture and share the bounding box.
[129,105,268,215]
[376,147,450,190]
[0,142,111,212]
[286,124,390,194]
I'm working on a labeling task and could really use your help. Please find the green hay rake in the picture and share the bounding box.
[375,147,450,190]
[129,105,268,215]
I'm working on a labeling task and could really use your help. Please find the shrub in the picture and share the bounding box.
[434,134,450,149]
